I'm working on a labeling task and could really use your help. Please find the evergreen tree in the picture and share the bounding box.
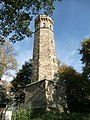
[79,38,90,79]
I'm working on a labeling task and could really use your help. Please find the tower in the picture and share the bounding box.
[32,15,58,82]
[24,15,68,112]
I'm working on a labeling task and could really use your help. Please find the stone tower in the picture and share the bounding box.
[24,15,68,112]
[32,15,58,82]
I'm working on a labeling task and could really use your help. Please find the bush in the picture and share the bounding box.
[12,108,32,120]
[12,108,90,120]
[60,113,90,120]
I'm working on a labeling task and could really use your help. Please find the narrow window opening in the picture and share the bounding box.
[55,86,58,90]
[50,25,52,30]
[51,40,53,44]
[43,23,46,28]
[53,59,55,63]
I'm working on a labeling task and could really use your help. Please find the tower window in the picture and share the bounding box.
[55,86,58,90]
[53,59,55,63]
[43,23,46,28]
[51,40,53,44]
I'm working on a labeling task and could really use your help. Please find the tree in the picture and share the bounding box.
[58,64,90,113]
[79,38,90,79]
[0,81,8,107]
[11,59,32,106]
[0,36,5,45]
[0,39,17,117]
[11,59,32,90]
[0,79,9,119]
[0,0,62,43]
[0,39,17,79]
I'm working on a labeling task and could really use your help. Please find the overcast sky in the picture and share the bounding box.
[3,0,90,81]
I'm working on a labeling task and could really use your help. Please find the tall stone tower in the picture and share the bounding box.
[24,15,68,112]
[32,15,58,82]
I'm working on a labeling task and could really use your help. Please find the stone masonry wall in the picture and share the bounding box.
[32,15,58,82]
[24,80,46,108]
[24,80,68,112]
[26,15,67,112]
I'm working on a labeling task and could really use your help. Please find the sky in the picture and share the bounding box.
[3,0,90,81]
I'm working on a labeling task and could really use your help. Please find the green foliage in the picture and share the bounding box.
[12,108,90,120]
[60,113,90,120]
[0,84,8,107]
[11,59,32,106]
[11,59,32,91]
[0,0,62,43]
[66,77,90,113]
[79,38,90,79]
[0,36,5,45]
[58,64,90,113]
[0,39,17,78]
[12,108,32,120]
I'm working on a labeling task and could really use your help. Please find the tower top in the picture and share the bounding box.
[32,14,57,82]
[35,15,54,24]
[35,15,54,32]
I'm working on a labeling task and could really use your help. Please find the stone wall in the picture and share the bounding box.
[24,80,68,112]
[26,15,68,112]
[24,80,46,108]
[32,15,58,82]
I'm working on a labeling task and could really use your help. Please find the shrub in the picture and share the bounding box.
[12,108,32,120]
[12,108,90,120]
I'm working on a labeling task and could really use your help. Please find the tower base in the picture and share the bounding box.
[24,79,68,112]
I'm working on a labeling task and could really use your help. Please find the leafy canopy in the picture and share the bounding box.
[80,38,90,79]
[0,38,17,78]
[11,59,32,106]
[58,64,90,113]
[0,0,62,43]
[11,59,32,90]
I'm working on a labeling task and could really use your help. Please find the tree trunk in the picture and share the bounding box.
[0,108,4,120]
